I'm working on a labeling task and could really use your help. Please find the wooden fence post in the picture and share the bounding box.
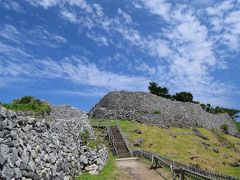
[180,169,185,180]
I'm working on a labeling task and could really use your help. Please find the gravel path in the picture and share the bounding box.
[115,159,172,180]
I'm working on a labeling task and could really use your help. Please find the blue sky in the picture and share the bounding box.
[0,0,240,112]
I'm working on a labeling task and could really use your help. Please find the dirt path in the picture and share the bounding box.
[115,159,172,180]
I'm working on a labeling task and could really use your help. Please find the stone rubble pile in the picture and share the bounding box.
[0,105,108,180]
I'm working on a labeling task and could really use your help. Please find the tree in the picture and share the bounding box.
[148,82,171,98]
[200,104,207,111]
[172,92,193,102]
[206,104,211,112]
[148,82,159,95]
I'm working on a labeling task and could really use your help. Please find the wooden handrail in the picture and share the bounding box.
[106,126,119,156]
[133,149,239,180]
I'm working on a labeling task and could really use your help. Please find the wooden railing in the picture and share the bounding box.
[133,149,239,180]
[106,125,118,156]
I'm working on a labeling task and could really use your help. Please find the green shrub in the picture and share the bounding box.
[153,110,161,115]
[80,129,104,148]
[172,92,193,102]
[220,124,229,134]
[80,130,91,145]
[13,96,34,104]
[2,96,51,117]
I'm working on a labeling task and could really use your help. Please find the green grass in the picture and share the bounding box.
[77,153,122,180]
[227,167,240,177]
[90,118,119,127]
[235,121,240,133]
[91,119,240,178]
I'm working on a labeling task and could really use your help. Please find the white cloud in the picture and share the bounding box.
[41,57,149,90]
[0,52,149,91]
[207,1,240,51]
[26,0,94,14]
[222,11,240,49]
[93,3,104,17]
[0,24,67,48]
[0,42,32,59]
[60,10,78,23]
[225,11,240,24]
[115,26,171,59]
[139,0,171,19]
[146,38,171,60]
[118,9,132,24]
[0,24,21,43]
[206,0,234,16]
[25,0,61,9]
[68,0,93,13]
[53,89,106,97]
[1,0,24,13]
[86,32,109,46]
[135,62,156,75]
[132,0,237,106]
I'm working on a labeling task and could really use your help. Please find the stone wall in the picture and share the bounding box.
[89,91,238,135]
[0,105,108,180]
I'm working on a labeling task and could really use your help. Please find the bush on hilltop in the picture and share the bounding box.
[2,96,51,117]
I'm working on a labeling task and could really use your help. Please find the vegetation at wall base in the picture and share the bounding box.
[77,153,119,180]
[2,96,51,117]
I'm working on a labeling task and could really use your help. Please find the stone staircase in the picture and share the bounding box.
[109,126,131,158]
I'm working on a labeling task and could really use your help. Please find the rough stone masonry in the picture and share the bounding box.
[0,105,108,180]
[89,91,238,135]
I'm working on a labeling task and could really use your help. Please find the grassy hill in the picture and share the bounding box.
[1,96,51,117]
[91,119,240,177]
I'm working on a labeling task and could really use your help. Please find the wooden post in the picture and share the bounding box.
[150,156,156,169]
[180,169,185,180]
[172,174,178,180]
[150,156,162,169]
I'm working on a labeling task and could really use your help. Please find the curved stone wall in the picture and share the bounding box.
[89,91,238,135]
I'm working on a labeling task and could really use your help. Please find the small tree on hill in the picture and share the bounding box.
[200,104,207,110]
[148,82,158,94]
[206,104,212,112]
[172,92,193,102]
[148,82,171,98]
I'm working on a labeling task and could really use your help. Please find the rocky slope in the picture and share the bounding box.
[89,91,238,135]
[0,105,108,180]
